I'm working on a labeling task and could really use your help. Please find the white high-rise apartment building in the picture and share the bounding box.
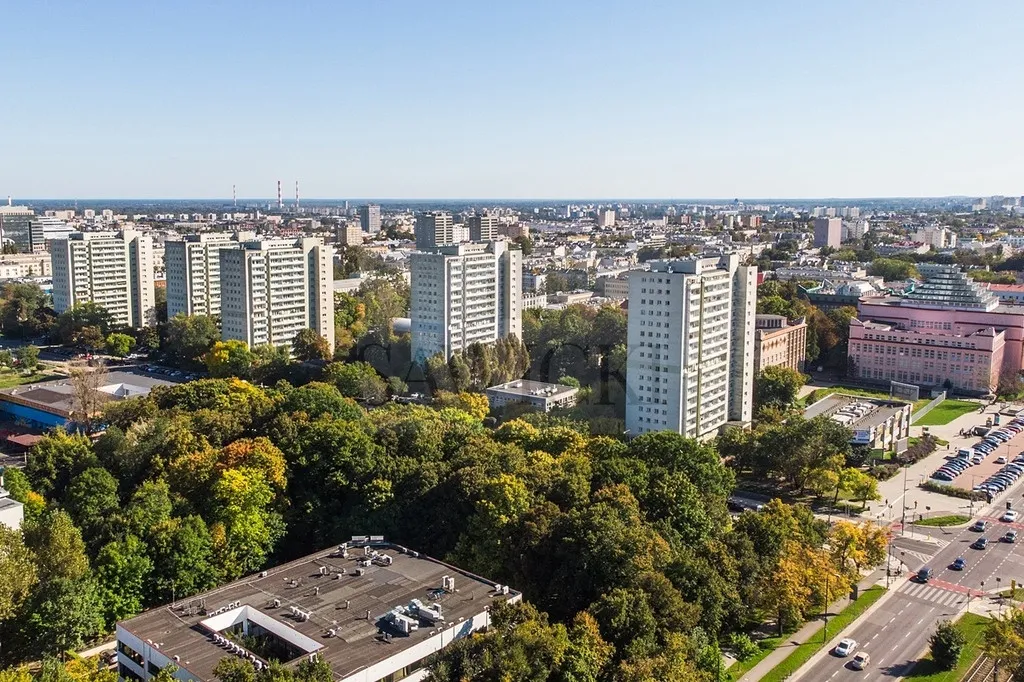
[219,237,334,352]
[51,230,155,327]
[165,232,256,318]
[625,254,757,438]
[410,241,522,362]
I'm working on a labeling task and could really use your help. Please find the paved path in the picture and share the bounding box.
[736,572,885,682]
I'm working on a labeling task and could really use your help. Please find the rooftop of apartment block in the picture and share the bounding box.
[118,538,517,682]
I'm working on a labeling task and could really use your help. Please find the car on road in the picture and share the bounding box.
[1004,531,1018,543]
[972,537,989,550]
[1002,510,1019,522]
[972,520,989,532]
[916,567,933,582]
[850,652,870,671]
[951,557,967,570]
[834,638,857,657]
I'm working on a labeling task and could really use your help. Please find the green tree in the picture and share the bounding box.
[63,467,120,548]
[210,467,285,579]
[868,258,919,281]
[53,302,113,345]
[25,577,105,655]
[930,620,967,670]
[213,657,256,682]
[0,282,51,338]
[95,535,154,625]
[105,332,136,357]
[22,509,90,583]
[14,345,40,372]
[0,525,37,620]
[124,479,174,539]
[148,515,218,600]
[324,361,387,403]
[26,427,98,500]
[292,328,331,362]
[754,365,805,411]
[164,314,220,369]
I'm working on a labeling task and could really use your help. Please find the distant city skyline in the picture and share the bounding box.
[4,1,1024,199]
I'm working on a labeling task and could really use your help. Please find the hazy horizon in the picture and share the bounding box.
[5,1,1023,199]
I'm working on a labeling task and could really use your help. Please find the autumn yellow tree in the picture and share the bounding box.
[433,391,491,421]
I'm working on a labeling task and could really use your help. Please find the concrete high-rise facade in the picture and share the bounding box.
[337,223,364,246]
[410,241,522,363]
[813,217,842,248]
[51,230,155,327]
[625,254,757,438]
[165,232,255,319]
[219,238,335,352]
[469,212,499,242]
[359,204,381,234]
[0,206,35,253]
[415,212,455,250]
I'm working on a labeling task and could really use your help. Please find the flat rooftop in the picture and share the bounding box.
[804,392,910,431]
[119,540,518,682]
[486,379,578,399]
[0,370,174,417]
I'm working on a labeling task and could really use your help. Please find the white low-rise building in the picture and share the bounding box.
[115,537,520,682]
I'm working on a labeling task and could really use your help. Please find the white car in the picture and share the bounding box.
[998,456,1008,464]
[1003,510,1019,523]
[851,652,870,670]
[834,638,857,657]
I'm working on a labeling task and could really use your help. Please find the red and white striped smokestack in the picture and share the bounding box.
[277,180,282,210]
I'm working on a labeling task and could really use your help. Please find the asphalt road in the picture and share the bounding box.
[799,502,1024,680]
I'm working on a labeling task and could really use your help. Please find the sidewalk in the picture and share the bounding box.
[736,571,887,682]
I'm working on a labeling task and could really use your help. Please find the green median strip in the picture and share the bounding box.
[759,586,887,682]
[916,515,970,527]
[903,612,990,682]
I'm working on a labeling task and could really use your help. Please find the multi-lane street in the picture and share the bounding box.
[798,505,1024,680]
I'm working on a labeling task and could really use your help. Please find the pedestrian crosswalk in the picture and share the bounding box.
[898,581,970,606]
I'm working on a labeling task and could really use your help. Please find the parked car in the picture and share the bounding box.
[998,456,1009,464]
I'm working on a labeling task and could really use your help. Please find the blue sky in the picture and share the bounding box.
[3,1,1023,199]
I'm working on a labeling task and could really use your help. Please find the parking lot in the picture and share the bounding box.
[931,416,1024,495]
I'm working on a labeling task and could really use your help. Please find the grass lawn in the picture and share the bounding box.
[804,385,932,412]
[0,368,61,389]
[914,400,982,426]
[726,635,784,681]
[759,586,887,682]
[903,612,990,682]
[916,515,971,527]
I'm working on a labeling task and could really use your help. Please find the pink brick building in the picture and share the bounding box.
[848,265,1024,395]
